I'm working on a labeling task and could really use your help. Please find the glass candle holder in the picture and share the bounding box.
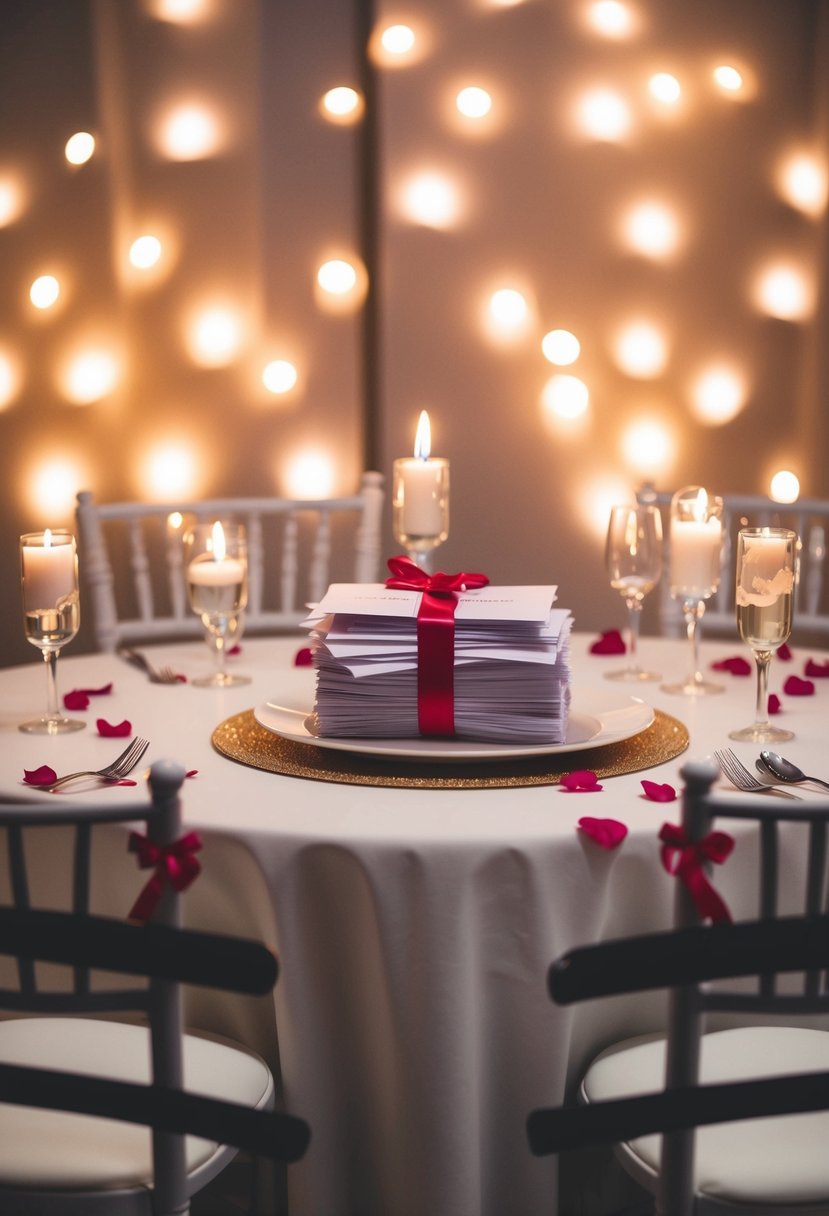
[183,521,251,687]
[19,529,85,734]
[662,486,725,696]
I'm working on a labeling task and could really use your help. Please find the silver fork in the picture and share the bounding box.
[43,737,150,792]
[713,748,801,800]
[117,647,182,685]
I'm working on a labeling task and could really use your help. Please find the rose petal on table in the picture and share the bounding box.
[96,718,132,737]
[777,643,793,661]
[64,690,90,710]
[186,769,199,779]
[175,673,188,683]
[805,659,829,678]
[80,683,113,696]
[589,630,626,656]
[783,675,816,696]
[561,769,604,792]
[641,779,677,802]
[711,656,752,676]
[294,647,314,666]
[578,817,627,849]
[227,644,242,656]
[768,693,782,715]
[113,779,137,787]
[23,764,57,786]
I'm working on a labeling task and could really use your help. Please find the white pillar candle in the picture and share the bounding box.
[187,555,246,586]
[670,517,723,598]
[394,410,450,541]
[738,532,791,603]
[22,530,76,610]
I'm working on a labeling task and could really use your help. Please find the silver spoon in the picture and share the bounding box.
[756,751,829,793]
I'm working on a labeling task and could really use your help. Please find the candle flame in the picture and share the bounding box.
[210,520,226,561]
[414,410,431,460]
[691,488,709,521]
[43,528,53,548]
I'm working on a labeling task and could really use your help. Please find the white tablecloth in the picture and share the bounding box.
[1,632,827,1216]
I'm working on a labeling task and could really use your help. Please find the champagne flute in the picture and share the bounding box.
[183,521,251,687]
[604,504,663,681]
[662,486,725,696]
[19,529,85,734]
[729,527,797,743]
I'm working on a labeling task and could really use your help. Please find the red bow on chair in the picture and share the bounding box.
[128,831,203,923]
[659,822,735,924]
[385,555,489,736]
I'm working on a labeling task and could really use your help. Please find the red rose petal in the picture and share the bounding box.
[79,683,113,696]
[113,779,138,787]
[777,643,793,661]
[227,644,242,656]
[711,656,752,676]
[186,769,199,779]
[641,779,677,802]
[783,675,815,696]
[768,693,782,715]
[589,630,626,656]
[294,647,314,666]
[578,817,628,849]
[805,659,829,678]
[96,718,132,737]
[561,769,604,792]
[64,690,90,710]
[23,764,57,786]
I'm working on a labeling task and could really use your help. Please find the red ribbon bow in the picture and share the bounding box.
[658,822,734,924]
[385,555,489,736]
[127,830,203,923]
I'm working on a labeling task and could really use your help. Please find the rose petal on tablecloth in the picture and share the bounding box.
[711,656,752,676]
[96,718,132,737]
[783,675,816,696]
[228,644,242,656]
[777,643,793,661]
[64,690,90,710]
[23,764,57,786]
[768,694,782,715]
[641,779,677,802]
[589,630,626,655]
[805,659,829,678]
[561,769,603,792]
[186,769,199,778]
[294,647,314,666]
[578,817,627,849]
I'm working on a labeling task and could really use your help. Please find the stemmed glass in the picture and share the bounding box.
[392,410,449,574]
[604,504,663,681]
[662,486,725,696]
[729,527,797,743]
[19,529,85,734]
[183,521,251,687]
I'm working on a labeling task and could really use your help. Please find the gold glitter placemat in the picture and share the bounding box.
[211,709,689,790]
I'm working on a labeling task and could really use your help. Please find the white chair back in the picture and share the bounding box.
[637,487,829,640]
[76,471,385,652]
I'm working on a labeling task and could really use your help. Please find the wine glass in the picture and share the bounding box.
[729,527,797,743]
[19,529,85,734]
[604,504,663,681]
[392,410,449,574]
[183,521,251,687]
[661,486,725,696]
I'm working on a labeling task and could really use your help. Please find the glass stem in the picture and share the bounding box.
[625,597,643,672]
[213,631,227,678]
[408,547,433,573]
[753,651,771,729]
[43,647,61,721]
[683,598,705,685]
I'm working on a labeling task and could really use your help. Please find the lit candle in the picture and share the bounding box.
[738,531,790,603]
[187,521,246,586]
[670,488,723,599]
[21,529,76,610]
[393,411,450,542]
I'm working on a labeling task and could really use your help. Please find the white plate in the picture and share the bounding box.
[253,688,654,762]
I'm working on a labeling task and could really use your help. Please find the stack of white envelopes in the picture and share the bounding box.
[301,583,573,744]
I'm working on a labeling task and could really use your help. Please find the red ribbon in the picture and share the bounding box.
[658,822,734,924]
[385,554,489,736]
[127,830,203,923]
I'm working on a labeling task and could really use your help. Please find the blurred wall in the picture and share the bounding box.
[0,0,827,670]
